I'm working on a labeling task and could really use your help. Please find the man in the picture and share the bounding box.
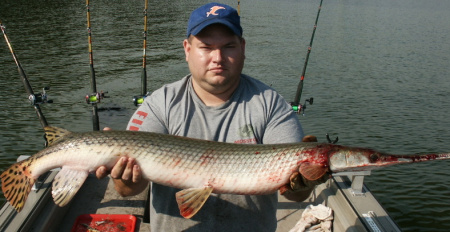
[96,2,325,231]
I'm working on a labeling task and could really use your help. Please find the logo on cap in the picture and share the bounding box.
[206,6,226,17]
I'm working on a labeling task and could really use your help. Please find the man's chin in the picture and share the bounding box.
[207,75,229,86]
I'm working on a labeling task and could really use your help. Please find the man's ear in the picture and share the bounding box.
[183,38,191,62]
[240,37,246,59]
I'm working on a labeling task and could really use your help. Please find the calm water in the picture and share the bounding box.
[1,0,449,231]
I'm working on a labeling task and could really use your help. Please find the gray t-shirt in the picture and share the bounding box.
[127,74,304,232]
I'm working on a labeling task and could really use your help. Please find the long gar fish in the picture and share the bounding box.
[1,126,450,218]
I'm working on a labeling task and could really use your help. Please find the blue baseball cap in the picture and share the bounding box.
[186,2,242,38]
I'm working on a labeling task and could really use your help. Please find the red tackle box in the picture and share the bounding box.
[71,214,136,232]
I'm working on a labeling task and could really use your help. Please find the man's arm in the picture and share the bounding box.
[95,91,168,196]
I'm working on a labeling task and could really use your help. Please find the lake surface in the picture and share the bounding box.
[1,0,449,231]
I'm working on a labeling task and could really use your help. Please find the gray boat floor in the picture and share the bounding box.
[55,175,321,231]
[55,174,359,232]
[1,172,400,231]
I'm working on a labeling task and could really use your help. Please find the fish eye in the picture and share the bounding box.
[369,153,380,162]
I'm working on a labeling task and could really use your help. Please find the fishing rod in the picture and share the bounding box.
[133,0,149,106]
[291,0,324,115]
[1,21,52,128]
[237,0,241,15]
[84,0,108,130]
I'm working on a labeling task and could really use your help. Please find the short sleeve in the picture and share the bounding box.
[262,94,304,144]
[126,90,168,134]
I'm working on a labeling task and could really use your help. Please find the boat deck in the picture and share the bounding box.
[0,170,401,231]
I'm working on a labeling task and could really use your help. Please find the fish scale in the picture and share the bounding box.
[1,126,450,219]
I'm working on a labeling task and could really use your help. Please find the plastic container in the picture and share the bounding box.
[71,214,137,232]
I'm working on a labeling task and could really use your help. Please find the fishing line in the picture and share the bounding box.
[1,21,51,128]
[133,0,149,106]
[291,0,323,114]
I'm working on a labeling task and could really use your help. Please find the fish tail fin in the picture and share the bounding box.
[0,159,36,212]
[44,126,71,146]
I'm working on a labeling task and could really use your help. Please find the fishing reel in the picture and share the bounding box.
[132,92,150,106]
[85,91,109,104]
[291,97,314,115]
[29,87,53,105]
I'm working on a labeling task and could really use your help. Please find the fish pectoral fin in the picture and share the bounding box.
[52,166,88,207]
[44,126,72,146]
[175,186,213,219]
[299,162,328,181]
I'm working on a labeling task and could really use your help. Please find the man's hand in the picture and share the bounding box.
[301,135,318,143]
[285,172,329,192]
[280,171,329,201]
[95,157,142,183]
[95,157,148,197]
[279,134,329,201]
[95,127,148,196]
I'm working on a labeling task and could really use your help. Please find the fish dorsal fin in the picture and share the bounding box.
[52,166,88,207]
[44,126,71,146]
[299,162,328,181]
[175,186,213,219]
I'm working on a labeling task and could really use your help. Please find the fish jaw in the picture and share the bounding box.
[328,147,413,172]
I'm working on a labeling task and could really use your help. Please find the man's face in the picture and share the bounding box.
[183,24,246,96]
